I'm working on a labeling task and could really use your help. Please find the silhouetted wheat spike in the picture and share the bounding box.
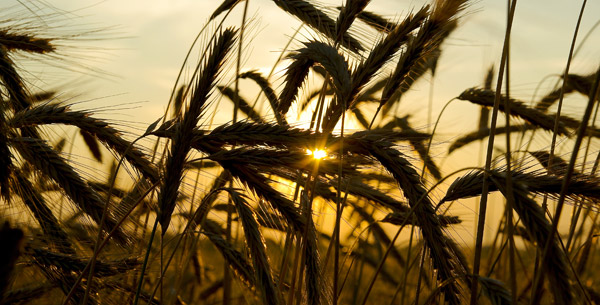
[210,0,243,21]
[213,146,360,175]
[335,0,371,42]
[195,141,326,303]
[80,130,103,162]
[202,219,256,289]
[0,46,35,113]
[381,212,461,227]
[566,71,598,96]
[448,124,537,153]
[157,28,236,234]
[218,85,265,123]
[382,116,441,180]
[478,65,495,129]
[489,176,573,304]
[171,85,187,119]
[380,20,456,118]
[0,46,18,200]
[535,69,599,111]
[190,171,231,228]
[188,132,307,229]
[299,41,351,103]
[30,247,139,277]
[10,103,158,181]
[353,9,395,33]
[442,168,600,206]
[457,87,571,135]
[467,275,511,305]
[323,5,429,131]
[349,202,407,267]
[528,150,575,176]
[272,0,363,52]
[11,137,128,244]
[239,70,286,125]
[0,41,56,205]
[228,189,281,305]
[186,121,432,156]
[201,120,323,149]
[377,0,467,120]
[0,30,55,54]
[11,170,75,254]
[346,133,468,305]
[277,52,314,116]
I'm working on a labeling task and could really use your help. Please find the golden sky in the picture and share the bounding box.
[10,0,598,129]
[4,0,598,245]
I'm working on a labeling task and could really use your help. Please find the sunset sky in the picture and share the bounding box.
[3,0,599,247]
[10,0,599,188]
[11,0,599,129]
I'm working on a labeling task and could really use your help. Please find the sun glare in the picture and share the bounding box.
[306,148,327,160]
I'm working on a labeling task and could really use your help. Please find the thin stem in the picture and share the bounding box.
[532,66,599,305]
[133,218,159,305]
[503,1,517,303]
[471,1,518,304]
[530,1,588,303]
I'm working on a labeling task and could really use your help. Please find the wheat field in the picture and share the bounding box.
[0,0,599,304]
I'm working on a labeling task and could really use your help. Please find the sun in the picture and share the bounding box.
[306,148,327,160]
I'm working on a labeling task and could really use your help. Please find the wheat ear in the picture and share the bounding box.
[11,170,74,254]
[228,189,281,305]
[0,30,55,54]
[218,85,265,123]
[335,0,371,42]
[239,70,286,125]
[157,28,236,234]
[271,0,363,52]
[323,6,429,131]
[11,136,128,245]
[458,87,573,135]
[203,219,256,289]
[210,0,243,21]
[10,103,158,181]
[347,134,468,305]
